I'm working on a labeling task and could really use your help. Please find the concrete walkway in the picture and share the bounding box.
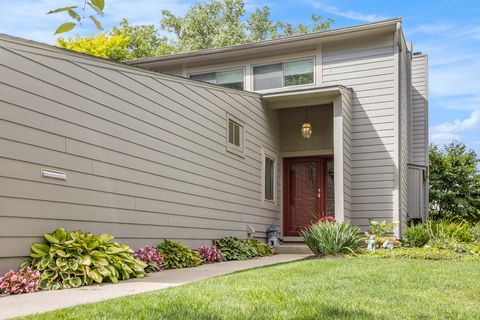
[0,254,308,319]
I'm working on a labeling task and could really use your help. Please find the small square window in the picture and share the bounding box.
[226,115,244,156]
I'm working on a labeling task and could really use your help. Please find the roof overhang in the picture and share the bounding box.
[261,85,351,109]
[127,18,401,69]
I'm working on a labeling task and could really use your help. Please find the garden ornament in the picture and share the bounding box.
[367,235,376,251]
[267,224,280,246]
[382,239,394,250]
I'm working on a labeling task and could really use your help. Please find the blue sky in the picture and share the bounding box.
[1,0,480,155]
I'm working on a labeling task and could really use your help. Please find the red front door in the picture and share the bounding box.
[283,156,332,237]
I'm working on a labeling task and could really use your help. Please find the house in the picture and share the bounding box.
[0,18,428,272]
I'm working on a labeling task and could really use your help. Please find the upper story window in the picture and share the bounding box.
[226,114,245,156]
[190,69,244,90]
[253,58,314,91]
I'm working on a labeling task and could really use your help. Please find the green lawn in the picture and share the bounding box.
[21,257,480,320]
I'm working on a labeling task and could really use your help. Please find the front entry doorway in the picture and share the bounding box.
[283,156,334,237]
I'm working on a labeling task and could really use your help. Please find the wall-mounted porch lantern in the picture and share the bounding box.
[301,106,313,139]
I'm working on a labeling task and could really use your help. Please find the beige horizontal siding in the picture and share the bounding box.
[0,35,280,273]
[411,55,428,166]
[323,32,396,228]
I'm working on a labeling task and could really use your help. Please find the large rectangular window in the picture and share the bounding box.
[253,58,314,91]
[284,59,314,87]
[190,69,244,90]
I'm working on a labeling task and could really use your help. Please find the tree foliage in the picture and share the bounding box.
[160,0,333,52]
[57,19,175,61]
[429,142,480,223]
[57,33,130,61]
[54,0,333,60]
[110,19,175,58]
[48,0,106,34]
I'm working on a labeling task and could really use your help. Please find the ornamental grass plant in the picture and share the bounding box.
[301,220,363,255]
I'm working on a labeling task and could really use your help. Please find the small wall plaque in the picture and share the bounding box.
[41,169,66,181]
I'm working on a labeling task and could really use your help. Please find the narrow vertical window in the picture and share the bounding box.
[264,156,275,201]
[226,115,245,156]
[228,119,241,147]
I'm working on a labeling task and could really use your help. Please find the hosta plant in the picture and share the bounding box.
[301,221,363,255]
[196,246,222,263]
[245,239,273,257]
[214,237,256,261]
[0,267,40,295]
[133,246,164,272]
[21,228,147,290]
[156,240,202,269]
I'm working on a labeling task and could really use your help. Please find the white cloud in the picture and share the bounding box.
[0,0,193,44]
[304,0,387,22]
[430,110,480,144]
[408,23,452,35]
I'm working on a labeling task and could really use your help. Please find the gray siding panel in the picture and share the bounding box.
[399,38,409,232]
[0,36,279,273]
[323,33,396,228]
[411,55,429,166]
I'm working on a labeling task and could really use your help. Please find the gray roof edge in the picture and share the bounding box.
[127,18,402,65]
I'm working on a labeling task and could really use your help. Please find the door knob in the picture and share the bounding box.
[317,188,321,198]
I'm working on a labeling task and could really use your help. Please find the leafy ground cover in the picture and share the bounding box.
[20,257,480,320]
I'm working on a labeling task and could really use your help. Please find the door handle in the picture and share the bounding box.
[317,188,321,199]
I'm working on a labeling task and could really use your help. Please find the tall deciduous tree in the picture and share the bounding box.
[110,19,175,58]
[56,0,333,60]
[429,142,480,223]
[160,0,333,52]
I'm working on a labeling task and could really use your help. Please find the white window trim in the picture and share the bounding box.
[261,147,278,205]
[252,56,316,92]
[188,67,246,90]
[226,114,245,157]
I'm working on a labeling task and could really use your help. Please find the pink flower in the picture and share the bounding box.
[0,267,40,295]
[196,246,222,263]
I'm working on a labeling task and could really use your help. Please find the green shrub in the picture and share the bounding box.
[427,220,473,244]
[214,237,256,261]
[365,219,396,237]
[301,221,363,255]
[470,223,480,242]
[21,228,147,290]
[245,239,273,257]
[369,247,480,261]
[156,240,202,269]
[403,224,430,247]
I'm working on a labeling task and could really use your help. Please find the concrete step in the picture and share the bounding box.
[273,244,312,254]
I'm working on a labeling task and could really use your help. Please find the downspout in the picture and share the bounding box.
[394,21,403,238]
